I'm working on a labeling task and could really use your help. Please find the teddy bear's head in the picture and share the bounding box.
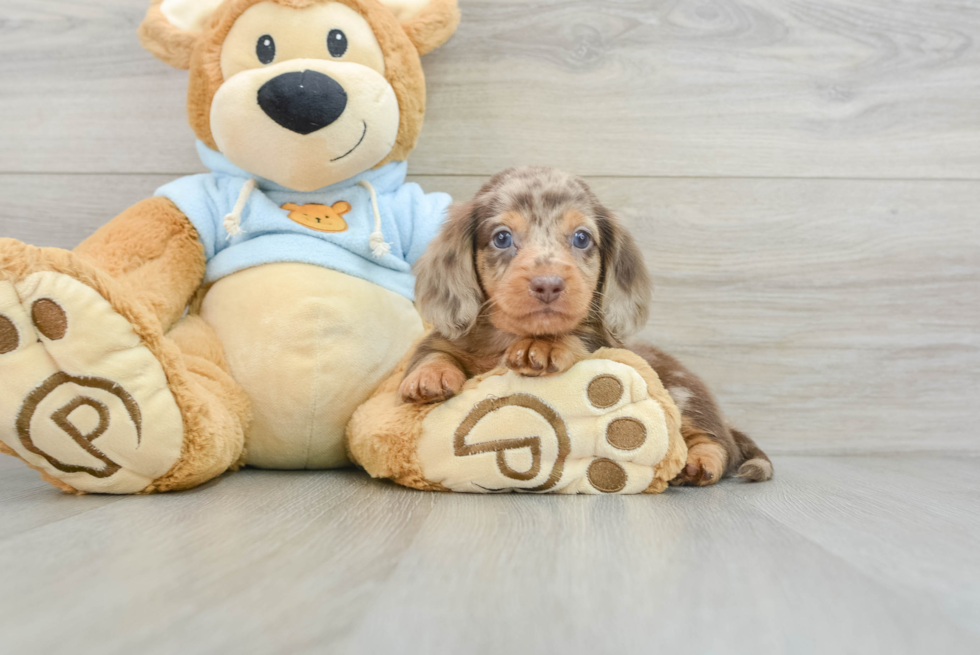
[139,0,459,191]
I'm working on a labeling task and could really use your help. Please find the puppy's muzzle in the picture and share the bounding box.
[258,70,348,135]
[530,276,566,304]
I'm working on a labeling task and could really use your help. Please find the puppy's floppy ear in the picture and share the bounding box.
[138,0,224,69]
[597,208,652,342]
[414,200,483,339]
[380,0,461,55]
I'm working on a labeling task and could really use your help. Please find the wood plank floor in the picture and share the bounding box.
[1,453,978,654]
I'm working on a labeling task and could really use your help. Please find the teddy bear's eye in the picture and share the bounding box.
[256,35,276,65]
[327,29,348,58]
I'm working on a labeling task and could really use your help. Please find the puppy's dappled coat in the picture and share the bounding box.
[403,167,773,485]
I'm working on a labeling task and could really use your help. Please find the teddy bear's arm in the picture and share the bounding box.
[73,197,206,331]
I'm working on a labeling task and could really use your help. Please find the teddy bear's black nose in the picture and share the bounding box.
[257,70,348,135]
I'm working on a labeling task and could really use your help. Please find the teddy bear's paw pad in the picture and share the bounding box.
[416,359,672,494]
[0,273,184,493]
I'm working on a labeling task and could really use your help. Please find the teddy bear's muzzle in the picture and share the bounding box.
[257,69,348,136]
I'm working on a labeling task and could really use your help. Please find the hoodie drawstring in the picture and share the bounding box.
[359,179,391,259]
[223,178,256,237]
[224,177,391,259]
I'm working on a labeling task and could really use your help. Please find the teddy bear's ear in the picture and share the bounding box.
[137,0,226,69]
[380,0,460,56]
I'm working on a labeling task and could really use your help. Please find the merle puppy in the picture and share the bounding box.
[400,167,772,485]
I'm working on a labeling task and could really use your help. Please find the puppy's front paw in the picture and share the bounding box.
[400,362,466,404]
[505,338,581,377]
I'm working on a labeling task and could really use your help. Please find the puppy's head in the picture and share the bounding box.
[139,0,459,191]
[416,167,651,342]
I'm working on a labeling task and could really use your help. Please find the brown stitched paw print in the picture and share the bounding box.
[0,272,184,494]
[418,359,677,495]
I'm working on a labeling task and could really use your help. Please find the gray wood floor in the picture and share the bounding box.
[2,454,979,654]
[1,0,979,652]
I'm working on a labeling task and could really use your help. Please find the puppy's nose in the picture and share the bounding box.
[529,276,566,304]
[258,70,347,135]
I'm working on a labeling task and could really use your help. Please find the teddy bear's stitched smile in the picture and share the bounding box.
[331,121,368,161]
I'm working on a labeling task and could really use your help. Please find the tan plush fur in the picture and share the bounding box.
[74,197,207,331]
[148,316,251,493]
[346,347,449,491]
[138,1,200,70]
[401,0,460,56]
[0,240,249,494]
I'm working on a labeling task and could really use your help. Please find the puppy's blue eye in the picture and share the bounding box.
[256,35,276,65]
[493,231,513,249]
[573,230,592,249]
[328,29,348,57]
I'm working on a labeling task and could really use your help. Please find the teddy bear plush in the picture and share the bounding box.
[0,0,686,495]
[0,0,461,493]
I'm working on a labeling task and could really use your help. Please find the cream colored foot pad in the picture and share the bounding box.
[0,273,184,494]
[417,359,673,494]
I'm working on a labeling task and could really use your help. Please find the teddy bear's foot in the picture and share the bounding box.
[414,354,685,494]
[0,262,187,494]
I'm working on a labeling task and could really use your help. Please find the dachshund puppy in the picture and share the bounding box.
[402,167,772,485]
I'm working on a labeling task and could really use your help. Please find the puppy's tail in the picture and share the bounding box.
[731,428,774,482]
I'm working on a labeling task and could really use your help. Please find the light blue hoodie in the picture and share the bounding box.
[155,141,452,301]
